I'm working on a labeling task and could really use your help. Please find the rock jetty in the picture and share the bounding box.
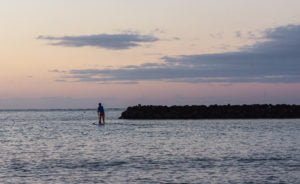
[119,104,300,119]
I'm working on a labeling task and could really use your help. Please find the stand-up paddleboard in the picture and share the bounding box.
[93,123,105,126]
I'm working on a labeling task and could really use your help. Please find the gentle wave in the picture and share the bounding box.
[0,110,299,183]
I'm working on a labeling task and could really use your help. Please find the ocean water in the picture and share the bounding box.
[0,109,299,184]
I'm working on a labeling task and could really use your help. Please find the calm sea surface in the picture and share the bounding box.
[0,109,299,183]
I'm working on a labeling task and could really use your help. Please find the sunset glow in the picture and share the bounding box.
[1,0,300,108]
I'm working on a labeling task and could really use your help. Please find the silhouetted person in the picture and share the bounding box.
[97,103,105,125]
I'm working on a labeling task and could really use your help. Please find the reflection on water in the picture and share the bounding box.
[0,110,299,183]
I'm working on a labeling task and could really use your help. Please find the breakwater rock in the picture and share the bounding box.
[119,104,300,119]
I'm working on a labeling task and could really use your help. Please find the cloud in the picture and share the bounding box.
[235,31,242,38]
[56,24,300,83]
[234,30,262,40]
[49,69,66,73]
[210,32,223,39]
[172,37,181,41]
[37,33,159,50]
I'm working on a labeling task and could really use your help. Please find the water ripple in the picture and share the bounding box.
[0,110,299,183]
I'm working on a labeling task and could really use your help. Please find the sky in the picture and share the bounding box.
[1,0,300,109]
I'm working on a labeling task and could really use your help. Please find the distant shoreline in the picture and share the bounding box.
[119,104,300,119]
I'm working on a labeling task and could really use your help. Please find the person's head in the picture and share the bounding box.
[99,103,102,106]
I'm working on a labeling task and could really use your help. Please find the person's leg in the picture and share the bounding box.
[98,113,101,124]
[101,113,105,124]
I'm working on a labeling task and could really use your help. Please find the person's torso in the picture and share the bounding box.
[98,106,104,113]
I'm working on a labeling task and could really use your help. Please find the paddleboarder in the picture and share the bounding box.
[97,103,105,125]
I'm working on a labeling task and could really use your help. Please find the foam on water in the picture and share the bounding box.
[0,109,299,183]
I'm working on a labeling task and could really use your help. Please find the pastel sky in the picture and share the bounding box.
[1,0,300,108]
